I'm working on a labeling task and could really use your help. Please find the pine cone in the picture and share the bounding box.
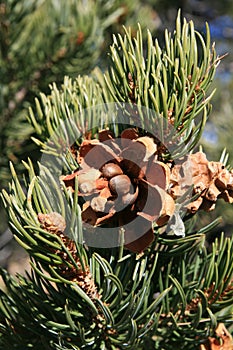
[200,323,233,350]
[170,152,233,213]
[61,128,175,252]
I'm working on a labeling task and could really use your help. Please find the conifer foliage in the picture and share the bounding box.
[0,12,233,350]
[0,0,157,186]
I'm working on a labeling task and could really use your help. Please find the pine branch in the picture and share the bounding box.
[103,13,223,157]
[0,11,233,350]
[1,161,233,348]
[1,0,158,187]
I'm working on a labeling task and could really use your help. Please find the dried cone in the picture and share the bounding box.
[37,212,99,299]
[200,323,233,350]
[61,128,175,253]
[170,152,233,213]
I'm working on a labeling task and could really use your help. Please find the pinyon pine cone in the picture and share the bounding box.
[170,151,233,213]
[61,128,175,252]
[61,131,233,252]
